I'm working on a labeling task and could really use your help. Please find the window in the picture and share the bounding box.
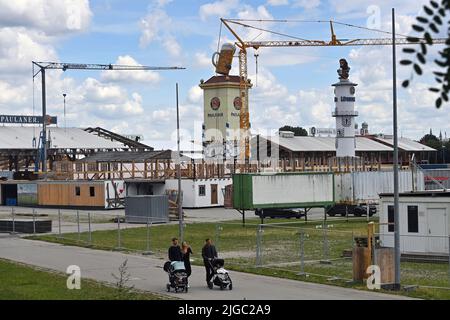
[199,185,206,197]
[407,205,419,233]
[75,163,83,172]
[75,186,81,196]
[89,186,95,197]
[387,205,394,232]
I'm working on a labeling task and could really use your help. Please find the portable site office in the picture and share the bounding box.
[0,180,125,209]
[379,191,450,255]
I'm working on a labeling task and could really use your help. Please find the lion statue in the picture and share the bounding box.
[337,58,350,80]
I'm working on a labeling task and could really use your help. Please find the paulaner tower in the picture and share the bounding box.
[332,58,358,158]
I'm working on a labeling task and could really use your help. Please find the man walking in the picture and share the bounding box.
[168,237,183,262]
[201,238,218,288]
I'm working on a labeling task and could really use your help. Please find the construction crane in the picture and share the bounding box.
[32,61,185,174]
[219,18,447,170]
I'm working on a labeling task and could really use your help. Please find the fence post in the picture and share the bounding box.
[116,215,122,250]
[58,209,62,239]
[11,207,16,234]
[76,210,80,242]
[297,230,305,276]
[320,221,331,264]
[32,208,36,235]
[215,223,222,252]
[143,217,153,255]
[87,212,92,246]
[255,224,263,267]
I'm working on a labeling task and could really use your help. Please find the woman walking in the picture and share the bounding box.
[181,241,193,278]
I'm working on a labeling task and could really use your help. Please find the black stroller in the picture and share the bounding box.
[208,258,232,290]
[164,261,188,293]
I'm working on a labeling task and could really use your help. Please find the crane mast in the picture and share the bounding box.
[220,18,447,171]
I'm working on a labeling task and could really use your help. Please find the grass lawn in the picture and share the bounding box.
[28,217,450,300]
[0,258,167,300]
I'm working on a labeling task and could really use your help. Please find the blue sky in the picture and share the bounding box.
[0,0,448,150]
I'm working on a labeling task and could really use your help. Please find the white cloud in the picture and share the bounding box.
[0,80,28,104]
[188,86,203,104]
[100,55,161,84]
[293,0,320,9]
[267,0,289,6]
[82,78,127,103]
[199,0,240,21]
[0,27,58,76]
[0,0,92,35]
[139,7,170,48]
[139,2,182,58]
[194,52,212,68]
[162,35,182,57]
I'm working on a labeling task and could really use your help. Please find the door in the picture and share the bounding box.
[211,184,218,205]
[427,208,448,254]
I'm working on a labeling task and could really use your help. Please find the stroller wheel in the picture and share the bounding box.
[229,283,233,290]
[185,286,188,293]
[208,282,213,289]
[166,284,170,292]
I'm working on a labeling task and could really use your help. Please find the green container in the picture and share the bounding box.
[232,172,335,210]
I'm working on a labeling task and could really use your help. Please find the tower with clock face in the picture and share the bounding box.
[332,60,358,158]
[199,75,252,150]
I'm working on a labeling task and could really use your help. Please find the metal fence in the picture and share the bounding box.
[1,209,448,294]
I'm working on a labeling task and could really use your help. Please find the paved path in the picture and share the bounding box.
[0,236,412,300]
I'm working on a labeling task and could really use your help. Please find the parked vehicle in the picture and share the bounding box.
[254,208,305,220]
[326,204,377,217]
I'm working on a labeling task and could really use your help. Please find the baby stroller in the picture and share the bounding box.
[164,261,188,293]
[208,258,232,290]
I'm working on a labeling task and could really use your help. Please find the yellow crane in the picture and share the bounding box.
[219,18,447,170]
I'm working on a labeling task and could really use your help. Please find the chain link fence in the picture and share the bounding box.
[1,209,448,295]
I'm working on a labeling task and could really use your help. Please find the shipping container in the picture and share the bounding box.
[125,195,169,223]
[233,172,335,210]
[335,170,425,203]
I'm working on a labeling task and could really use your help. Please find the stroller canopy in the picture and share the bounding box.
[171,261,186,271]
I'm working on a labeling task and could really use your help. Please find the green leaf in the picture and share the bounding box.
[412,24,425,32]
[423,6,433,15]
[407,36,420,43]
[429,87,440,92]
[400,60,413,65]
[402,80,410,88]
[414,63,423,75]
[435,77,443,83]
[403,48,416,54]
[417,16,429,23]
[429,23,439,33]
[424,32,433,44]
[433,71,445,77]
[442,92,449,102]
[436,97,442,108]
[417,53,426,64]
[433,15,442,25]
[435,59,447,67]
[421,43,427,55]
[438,8,445,17]
[430,1,439,8]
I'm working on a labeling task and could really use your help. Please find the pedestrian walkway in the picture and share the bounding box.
[0,236,413,300]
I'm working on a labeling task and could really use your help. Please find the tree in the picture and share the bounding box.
[420,133,442,150]
[278,125,308,136]
[401,0,450,108]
